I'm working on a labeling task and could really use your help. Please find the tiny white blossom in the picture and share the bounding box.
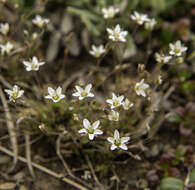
[72,84,94,100]
[107,130,130,151]
[155,53,172,64]
[0,23,9,35]
[32,15,49,28]
[23,56,45,71]
[169,40,187,57]
[89,45,106,58]
[135,79,149,97]
[106,93,124,109]
[45,86,65,103]
[106,24,128,42]
[122,98,134,110]
[144,18,157,30]
[102,6,119,19]
[78,119,103,140]
[108,110,119,121]
[4,85,24,102]
[0,42,13,55]
[131,11,149,25]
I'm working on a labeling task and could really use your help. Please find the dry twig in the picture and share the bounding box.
[0,86,18,171]
[85,155,104,190]
[0,145,90,190]
[25,133,35,178]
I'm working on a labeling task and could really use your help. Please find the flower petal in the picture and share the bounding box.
[85,84,92,93]
[121,137,130,143]
[89,134,95,140]
[83,119,91,129]
[114,130,120,140]
[48,87,55,96]
[78,128,87,134]
[107,137,114,144]
[94,129,103,135]
[111,144,117,150]
[92,120,100,129]
[119,144,128,150]
[75,85,83,93]
[56,86,62,95]
[72,92,80,97]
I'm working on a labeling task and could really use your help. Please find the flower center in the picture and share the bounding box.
[114,32,119,39]
[32,64,38,70]
[95,52,100,57]
[175,48,181,54]
[53,95,59,100]
[135,85,141,91]
[13,92,18,98]
[114,140,121,147]
[113,116,118,121]
[88,128,94,134]
[108,12,114,18]
[81,91,88,97]
[113,101,119,107]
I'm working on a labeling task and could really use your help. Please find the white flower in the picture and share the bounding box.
[169,40,187,57]
[45,86,65,103]
[131,11,149,25]
[89,45,106,58]
[107,130,130,151]
[122,98,134,110]
[0,23,9,35]
[4,85,24,102]
[78,119,103,140]
[23,56,45,71]
[72,84,94,100]
[106,24,128,42]
[32,15,49,28]
[102,6,119,19]
[135,79,149,97]
[108,110,119,121]
[155,53,172,64]
[0,42,13,55]
[106,93,124,109]
[144,18,157,30]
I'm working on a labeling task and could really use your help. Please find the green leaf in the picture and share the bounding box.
[190,169,195,183]
[160,177,184,190]
[67,7,101,36]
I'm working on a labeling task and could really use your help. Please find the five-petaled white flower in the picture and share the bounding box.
[23,56,45,71]
[106,24,128,42]
[135,79,149,97]
[144,18,157,30]
[106,93,124,109]
[0,42,13,55]
[0,23,9,35]
[45,86,65,103]
[32,15,49,28]
[78,119,103,140]
[169,40,187,57]
[108,110,119,121]
[131,11,149,25]
[102,6,119,19]
[155,53,172,64]
[122,98,134,110]
[107,130,130,151]
[72,84,94,100]
[4,85,24,102]
[89,45,106,58]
